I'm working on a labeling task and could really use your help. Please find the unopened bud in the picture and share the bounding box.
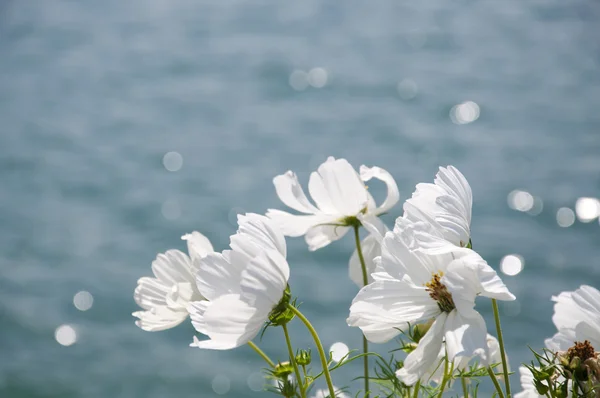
[296,349,311,366]
[273,362,294,379]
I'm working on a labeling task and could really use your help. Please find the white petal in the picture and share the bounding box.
[151,249,195,286]
[305,224,350,251]
[240,250,289,307]
[133,307,188,332]
[349,234,381,287]
[396,312,448,386]
[134,276,170,310]
[266,209,329,237]
[545,330,575,351]
[442,252,515,311]
[308,171,337,214]
[273,171,319,214]
[444,310,488,363]
[195,251,244,301]
[233,213,287,258]
[317,157,368,216]
[348,280,440,343]
[514,366,543,398]
[360,165,400,215]
[434,166,472,225]
[357,213,388,243]
[191,294,268,350]
[188,300,211,335]
[181,231,214,261]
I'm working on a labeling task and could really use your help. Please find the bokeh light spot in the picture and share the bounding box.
[556,207,575,227]
[575,197,600,222]
[527,196,544,216]
[397,79,418,100]
[308,67,328,88]
[247,372,264,392]
[212,375,231,395]
[450,101,480,124]
[289,70,308,91]
[507,190,534,212]
[55,324,77,346]
[163,151,183,172]
[500,254,524,276]
[73,291,93,311]
[329,342,349,363]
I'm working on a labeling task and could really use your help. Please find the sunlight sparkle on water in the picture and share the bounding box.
[450,101,480,124]
[73,291,93,311]
[289,70,308,91]
[507,190,534,212]
[308,67,328,88]
[163,151,183,172]
[500,254,524,276]
[575,197,600,222]
[212,375,231,395]
[397,79,418,100]
[329,342,349,363]
[556,207,575,227]
[55,324,77,346]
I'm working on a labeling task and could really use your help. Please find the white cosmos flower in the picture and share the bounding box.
[189,213,290,350]
[347,219,515,385]
[544,285,600,350]
[403,166,472,253]
[266,157,399,251]
[133,232,214,331]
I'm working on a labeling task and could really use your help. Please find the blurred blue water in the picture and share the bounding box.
[1,0,600,397]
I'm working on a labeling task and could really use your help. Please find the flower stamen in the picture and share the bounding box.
[424,272,455,313]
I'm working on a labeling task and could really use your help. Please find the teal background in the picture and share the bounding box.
[1,0,599,397]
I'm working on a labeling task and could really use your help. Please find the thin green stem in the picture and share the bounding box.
[412,380,421,398]
[487,367,505,398]
[437,357,450,398]
[287,304,337,398]
[492,299,511,397]
[248,341,275,368]
[353,225,370,398]
[462,376,469,398]
[282,324,306,398]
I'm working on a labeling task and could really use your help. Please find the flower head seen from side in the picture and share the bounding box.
[347,219,515,386]
[266,157,399,251]
[189,213,291,350]
[403,166,473,253]
[133,232,214,331]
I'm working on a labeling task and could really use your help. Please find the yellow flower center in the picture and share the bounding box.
[424,272,456,313]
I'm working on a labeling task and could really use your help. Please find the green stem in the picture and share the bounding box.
[437,357,450,398]
[412,380,421,398]
[282,324,306,398]
[487,367,505,398]
[492,299,511,398]
[353,225,370,398]
[287,304,337,398]
[461,376,469,398]
[248,341,275,368]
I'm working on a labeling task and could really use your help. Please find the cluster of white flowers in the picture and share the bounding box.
[132,157,599,398]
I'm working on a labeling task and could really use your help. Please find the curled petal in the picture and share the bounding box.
[317,157,368,216]
[273,171,319,214]
[360,165,400,215]
[443,310,488,363]
[305,224,350,251]
[181,231,214,261]
[240,250,289,307]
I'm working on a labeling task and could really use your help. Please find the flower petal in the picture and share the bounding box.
[360,165,400,215]
[188,300,211,335]
[240,249,289,307]
[266,209,329,237]
[308,170,337,214]
[305,224,350,251]
[347,280,439,343]
[181,231,214,261]
[444,310,488,363]
[190,294,269,350]
[151,249,195,286]
[514,366,543,398]
[134,276,170,310]
[233,213,287,258]
[273,171,319,214]
[349,234,381,287]
[133,307,188,332]
[396,312,448,386]
[195,251,244,301]
[317,157,368,216]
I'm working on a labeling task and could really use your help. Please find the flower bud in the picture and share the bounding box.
[273,361,294,379]
[296,349,311,366]
[269,285,295,326]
